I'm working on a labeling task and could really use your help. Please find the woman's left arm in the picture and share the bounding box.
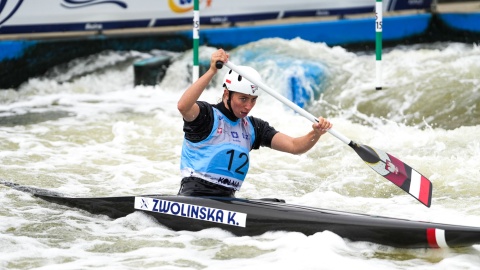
[270,117,332,155]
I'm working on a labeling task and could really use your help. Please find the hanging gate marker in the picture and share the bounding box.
[375,0,383,90]
[192,0,200,82]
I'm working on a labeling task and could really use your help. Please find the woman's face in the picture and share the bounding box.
[224,90,258,118]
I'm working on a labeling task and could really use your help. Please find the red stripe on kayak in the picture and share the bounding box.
[426,228,440,248]
[418,176,431,206]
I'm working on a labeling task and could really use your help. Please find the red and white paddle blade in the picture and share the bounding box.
[353,144,432,207]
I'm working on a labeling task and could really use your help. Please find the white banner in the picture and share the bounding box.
[0,0,431,34]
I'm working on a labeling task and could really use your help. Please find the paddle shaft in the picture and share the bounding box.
[218,61,353,146]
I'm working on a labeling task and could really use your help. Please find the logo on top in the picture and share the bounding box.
[169,0,212,13]
[61,0,127,9]
[0,0,127,27]
[0,0,23,26]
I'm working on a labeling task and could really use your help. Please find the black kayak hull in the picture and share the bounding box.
[3,181,480,249]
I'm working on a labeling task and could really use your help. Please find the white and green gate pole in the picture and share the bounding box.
[192,0,200,82]
[375,0,383,90]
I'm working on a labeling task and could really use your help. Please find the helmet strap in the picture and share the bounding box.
[226,91,235,117]
[220,88,239,121]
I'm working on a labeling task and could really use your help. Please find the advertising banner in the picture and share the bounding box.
[0,0,431,34]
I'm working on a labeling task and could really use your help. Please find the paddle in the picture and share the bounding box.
[216,60,432,207]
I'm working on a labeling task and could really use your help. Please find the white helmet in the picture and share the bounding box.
[222,66,261,96]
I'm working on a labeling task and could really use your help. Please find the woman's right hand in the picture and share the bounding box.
[211,49,229,71]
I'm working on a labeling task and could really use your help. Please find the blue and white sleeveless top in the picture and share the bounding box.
[180,107,256,190]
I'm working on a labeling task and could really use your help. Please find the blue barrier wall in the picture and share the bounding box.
[191,14,432,48]
[0,40,37,61]
[439,13,480,32]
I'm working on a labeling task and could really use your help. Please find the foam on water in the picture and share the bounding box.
[1,39,480,269]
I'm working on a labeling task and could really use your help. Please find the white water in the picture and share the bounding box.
[1,39,480,269]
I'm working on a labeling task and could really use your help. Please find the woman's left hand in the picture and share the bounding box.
[312,117,332,135]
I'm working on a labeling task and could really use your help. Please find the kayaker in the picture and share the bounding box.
[177,48,332,197]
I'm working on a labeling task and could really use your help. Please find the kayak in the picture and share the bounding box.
[3,180,480,249]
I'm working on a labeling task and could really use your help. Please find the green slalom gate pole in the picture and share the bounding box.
[375,0,383,90]
[192,0,200,82]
